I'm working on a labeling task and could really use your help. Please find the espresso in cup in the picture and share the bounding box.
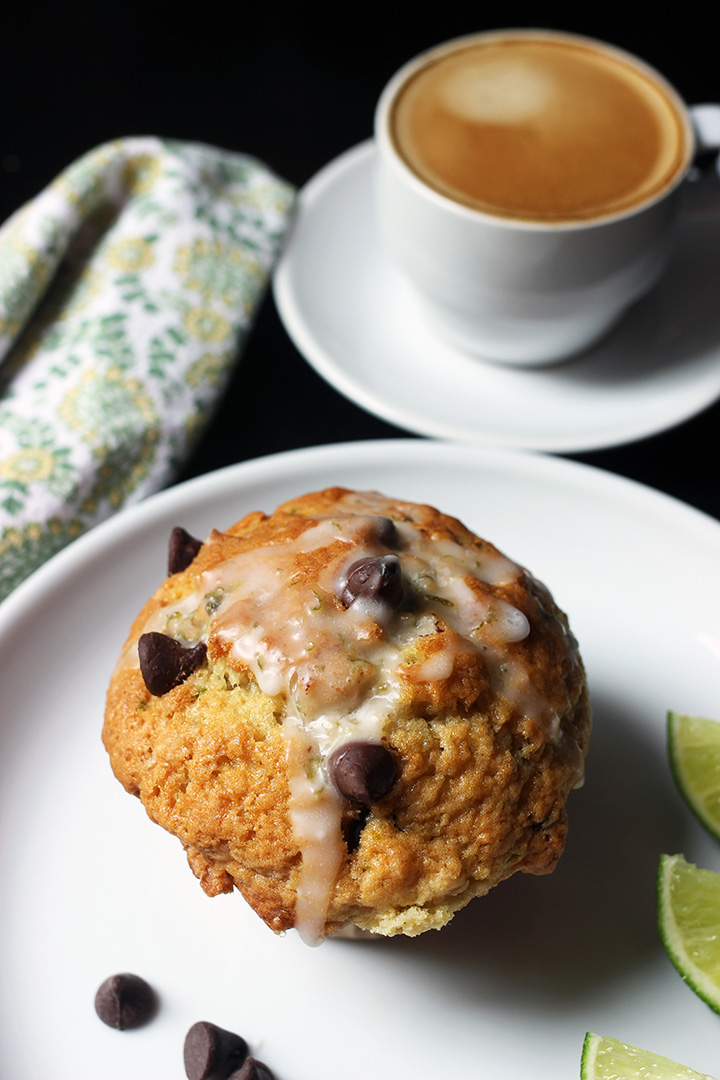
[388,32,691,224]
[374,30,711,364]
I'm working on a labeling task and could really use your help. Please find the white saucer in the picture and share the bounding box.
[273,142,720,453]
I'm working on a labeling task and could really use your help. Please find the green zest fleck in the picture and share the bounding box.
[305,754,323,783]
[166,609,204,643]
[204,588,224,614]
[310,590,323,611]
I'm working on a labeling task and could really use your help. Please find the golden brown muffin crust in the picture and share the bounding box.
[103,487,590,941]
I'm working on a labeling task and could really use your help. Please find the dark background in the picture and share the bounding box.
[2,4,718,519]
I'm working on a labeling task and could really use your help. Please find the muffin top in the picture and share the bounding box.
[105,487,590,942]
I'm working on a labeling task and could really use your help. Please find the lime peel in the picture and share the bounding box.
[581,1031,717,1080]
[658,852,720,1015]
[667,711,720,840]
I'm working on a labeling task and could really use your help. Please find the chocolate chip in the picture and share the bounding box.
[339,555,404,611]
[227,1058,275,1080]
[168,526,203,574]
[183,1021,248,1080]
[328,742,398,804]
[375,515,399,546]
[94,973,157,1030]
[138,632,207,696]
[343,807,370,852]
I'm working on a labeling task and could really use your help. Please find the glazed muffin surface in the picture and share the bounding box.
[103,487,591,942]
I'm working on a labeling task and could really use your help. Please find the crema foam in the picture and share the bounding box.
[389,33,691,223]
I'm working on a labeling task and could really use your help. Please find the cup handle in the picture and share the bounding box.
[690,104,720,153]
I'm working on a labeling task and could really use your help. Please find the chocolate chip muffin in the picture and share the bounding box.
[103,487,590,943]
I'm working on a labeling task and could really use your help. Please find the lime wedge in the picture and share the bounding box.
[667,711,720,839]
[658,852,720,1014]
[581,1032,716,1080]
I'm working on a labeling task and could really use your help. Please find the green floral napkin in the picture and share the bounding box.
[0,136,294,602]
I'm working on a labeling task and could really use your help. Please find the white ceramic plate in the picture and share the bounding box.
[273,142,720,452]
[2,439,720,1080]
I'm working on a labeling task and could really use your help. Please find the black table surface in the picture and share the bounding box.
[2,5,718,521]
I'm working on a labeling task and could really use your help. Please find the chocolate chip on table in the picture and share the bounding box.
[329,742,398,804]
[94,973,157,1030]
[227,1058,275,1080]
[168,526,203,574]
[138,632,207,696]
[340,554,404,611]
[184,1021,249,1080]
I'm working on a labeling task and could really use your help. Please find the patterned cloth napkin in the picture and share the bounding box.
[0,137,294,602]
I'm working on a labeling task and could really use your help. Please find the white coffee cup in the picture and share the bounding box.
[375,29,720,366]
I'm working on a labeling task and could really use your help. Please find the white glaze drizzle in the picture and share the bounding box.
[131,491,582,943]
